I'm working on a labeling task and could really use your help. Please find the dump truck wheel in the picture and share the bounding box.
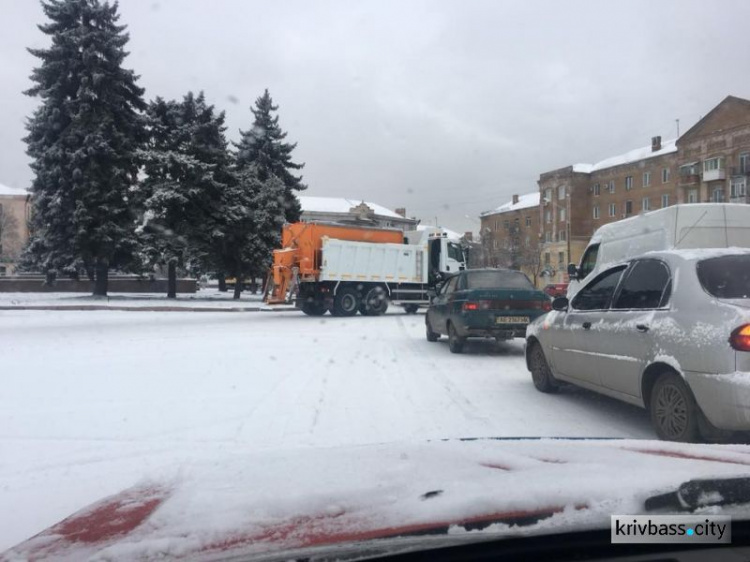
[403,304,419,314]
[301,301,327,316]
[333,287,359,317]
[360,287,388,316]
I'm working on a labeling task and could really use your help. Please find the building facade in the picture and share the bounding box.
[0,185,31,275]
[298,196,419,231]
[479,95,750,286]
[479,192,542,283]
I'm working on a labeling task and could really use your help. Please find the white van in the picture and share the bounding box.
[567,203,750,297]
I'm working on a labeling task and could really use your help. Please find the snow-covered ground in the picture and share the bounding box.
[0,288,269,309]
[0,308,656,551]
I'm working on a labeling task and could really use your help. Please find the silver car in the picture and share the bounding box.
[526,248,750,442]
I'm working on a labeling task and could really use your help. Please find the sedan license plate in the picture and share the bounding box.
[496,316,529,324]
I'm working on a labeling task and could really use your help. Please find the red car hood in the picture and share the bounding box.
[5,439,750,561]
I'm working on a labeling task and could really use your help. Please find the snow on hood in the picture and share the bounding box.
[6,439,750,561]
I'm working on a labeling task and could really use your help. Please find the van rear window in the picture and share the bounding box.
[696,255,750,299]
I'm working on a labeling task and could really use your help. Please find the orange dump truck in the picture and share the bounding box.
[264,222,466,316]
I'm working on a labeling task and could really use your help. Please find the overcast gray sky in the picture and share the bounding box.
[3,0,750,234]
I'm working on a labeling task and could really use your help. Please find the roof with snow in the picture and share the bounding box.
[480,192,540,217]
[0,183,29,196]
[572,138,677,174]
[416,224,463,240]
[299,196,405,220]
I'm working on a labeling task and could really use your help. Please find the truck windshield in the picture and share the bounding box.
[697,254,750,299]
[447,242,464,263]
[465,271,534,290]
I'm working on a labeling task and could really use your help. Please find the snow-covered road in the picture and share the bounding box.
[0,309,653,550]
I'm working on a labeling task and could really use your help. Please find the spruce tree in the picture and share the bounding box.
[235,90,305,223]
[137,92,233,297]
[24,0,146,295]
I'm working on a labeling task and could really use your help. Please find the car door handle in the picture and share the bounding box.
[636,324,650,333]
[582,322,591,330]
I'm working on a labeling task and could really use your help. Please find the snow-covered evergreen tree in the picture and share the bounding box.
[24,0,146,295]
[137,92,233,297]
[235,90,305,222]
[215,166,286,299]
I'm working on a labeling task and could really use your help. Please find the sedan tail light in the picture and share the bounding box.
[730,324,750,351]
[542,300,552,312]
[462,301,491,311]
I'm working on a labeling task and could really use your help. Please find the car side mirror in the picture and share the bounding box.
[567,263,578,278]
[552,297,569,311]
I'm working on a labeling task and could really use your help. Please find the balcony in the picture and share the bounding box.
[730,166,750,176]
[730,196,748,204]
[703,169,726,182]
[678,174,700,186]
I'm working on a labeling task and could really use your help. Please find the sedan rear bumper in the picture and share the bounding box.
[686,371,750,431]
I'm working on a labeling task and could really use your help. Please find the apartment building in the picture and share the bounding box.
[536,95,750,284]
[479,192,541,280]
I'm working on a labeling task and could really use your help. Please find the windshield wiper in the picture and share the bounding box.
[645,477,750,512]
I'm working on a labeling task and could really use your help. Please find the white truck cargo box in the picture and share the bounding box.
[319,238,427,284]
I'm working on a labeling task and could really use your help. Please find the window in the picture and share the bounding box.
[643,171,651,187]
[613,260,672,309]
[642,197,650,211]
[465,270,533,290]
[525,215,531,227]
[593,183,601,196]
[545,210,551,223]
[558,186,566,199]
[544,188,552,201]
[697,255,750,299]
[558,251,565,265]
[625,176,633,190]
[608,180,615,193]
[608,203,616,217]
[571,266,627,311]
[661,194,670,208]
[544,252,550,265]
[688,189,699,203]
[740,152,750,174]
[442,275,459,295]
[593,205,600,219]
[578,243,600,279]
[679,163,699,177]
[504,220,509,229]
[703,157,724,172]
[558,229,567,241]
[447,242,464,262]
[712,187,725,202]
[559,208,566,222]
[662,168,670,183]
[625,200,633,215]
[544,231,552,242]
[731,177,747,198]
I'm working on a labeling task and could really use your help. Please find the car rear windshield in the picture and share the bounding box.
[696,255,750,299]
[465,271,534,290]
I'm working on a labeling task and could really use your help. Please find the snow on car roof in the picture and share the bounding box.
[573,138,677,174]
[0,183,28,196]
[643,247,750,261]
[299,196,404,219]
[481,192,540,217]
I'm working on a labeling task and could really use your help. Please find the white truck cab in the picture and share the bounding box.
[567,203,750,298]
[405,227,466,280]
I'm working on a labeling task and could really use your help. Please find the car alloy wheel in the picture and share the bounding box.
[529,343,559,393]
[650,372,700,442]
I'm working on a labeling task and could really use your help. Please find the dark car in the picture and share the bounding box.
[426,268,551,353]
